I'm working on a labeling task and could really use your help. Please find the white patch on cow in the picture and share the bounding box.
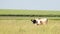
[35,18,48,25]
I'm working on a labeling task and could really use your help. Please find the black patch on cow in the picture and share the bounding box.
[31,19,37,24]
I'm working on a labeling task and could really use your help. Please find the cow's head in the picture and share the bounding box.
[31,19,37,24]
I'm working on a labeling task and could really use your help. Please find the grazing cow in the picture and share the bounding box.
[31,18,48,25]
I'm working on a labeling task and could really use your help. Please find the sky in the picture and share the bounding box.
[0,0,60,10]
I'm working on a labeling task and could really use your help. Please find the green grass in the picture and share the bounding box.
[0,17,60,20]
[0,9,60,15]
[0,9,60,34]
[0,19,60,34]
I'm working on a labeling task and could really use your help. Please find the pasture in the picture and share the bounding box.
[0,10,60,15]
[0,10,60,34]
[0,17,60,34]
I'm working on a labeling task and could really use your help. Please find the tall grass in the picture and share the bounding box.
[0,19,60,34]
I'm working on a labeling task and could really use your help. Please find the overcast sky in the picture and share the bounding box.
[0,0,60,10]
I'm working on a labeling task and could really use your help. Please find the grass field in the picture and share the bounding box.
[0,10,60,34]
[0,18,60,34]
[0,9,60,15]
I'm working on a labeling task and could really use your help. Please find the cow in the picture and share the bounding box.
[31,18,48,25]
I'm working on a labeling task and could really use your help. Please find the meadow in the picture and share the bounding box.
[0,10,60,34]
[0,9,60,15]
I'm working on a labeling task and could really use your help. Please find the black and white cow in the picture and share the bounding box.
[31,18,48,25]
